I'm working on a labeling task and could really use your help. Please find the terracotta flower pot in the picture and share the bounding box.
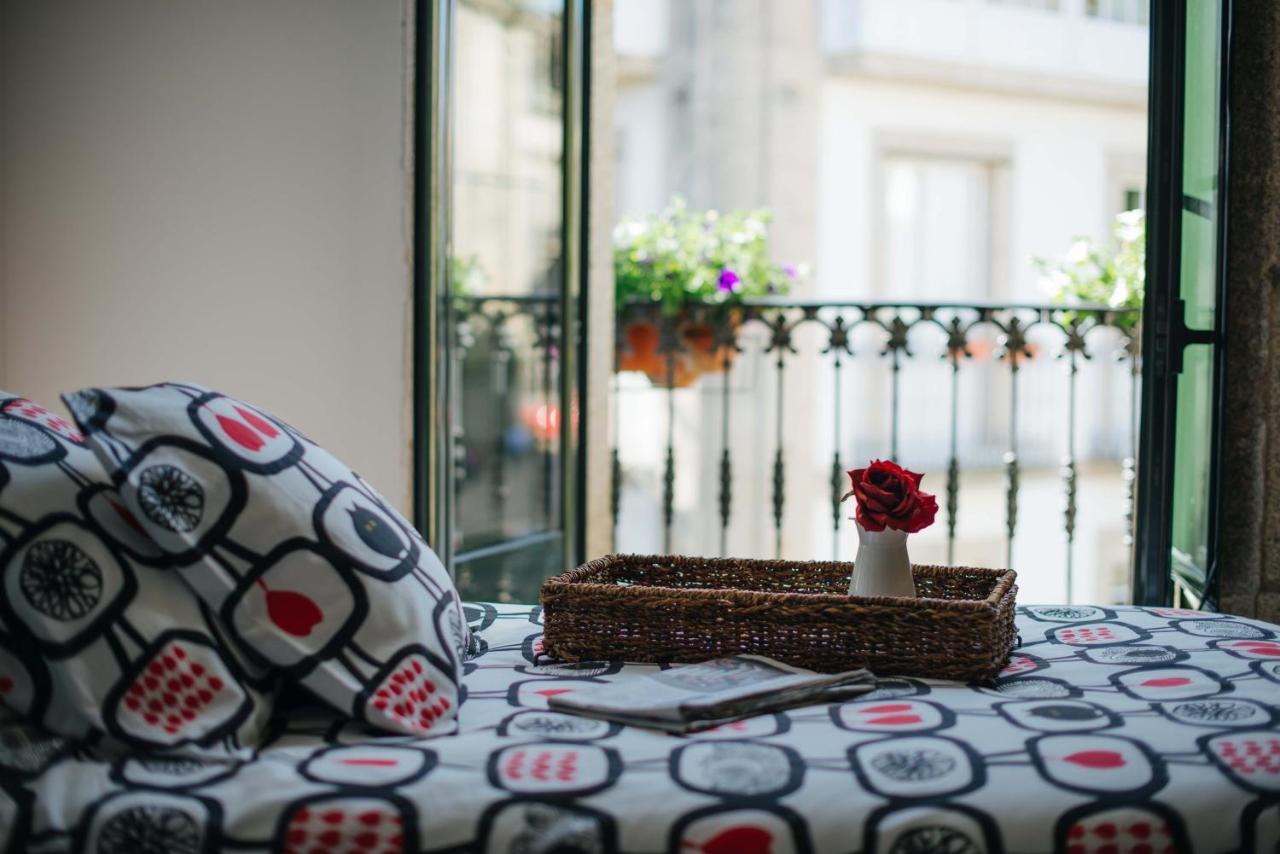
[618,311,742,388]
[618,321,660,373]
[682,316,740,377]
[619,321,697,387]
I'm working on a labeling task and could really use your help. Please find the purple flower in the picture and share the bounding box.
[718,268,741,293]
[783,264,797,280]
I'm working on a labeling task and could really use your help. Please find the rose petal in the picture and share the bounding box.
[857,482,899,510]
[888,491,917,517]
[891,492,939,533]
[859,480,899,501]
[856,506,888,532]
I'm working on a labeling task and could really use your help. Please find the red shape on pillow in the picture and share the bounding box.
[256,580,324,638]
[1063,750,1126,769]
[235,406,280,438]
[689,826,774,854]
[216,414,266,451]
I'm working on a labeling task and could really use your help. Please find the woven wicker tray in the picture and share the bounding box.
[540,554,1018,682]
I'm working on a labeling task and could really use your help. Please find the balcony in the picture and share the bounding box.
[821,0,1149,105]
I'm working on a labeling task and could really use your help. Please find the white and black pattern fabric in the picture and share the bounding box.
[9,603,1280,852]
[0,392,271,755]
[65,383,467,738]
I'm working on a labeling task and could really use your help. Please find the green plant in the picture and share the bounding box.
[613,198,802,313]
[450,255,487,298]
[1036,209,1144,330]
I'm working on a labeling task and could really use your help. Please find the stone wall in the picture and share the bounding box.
[1219,2,1280,619]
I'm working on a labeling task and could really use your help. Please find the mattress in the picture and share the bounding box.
[4,602,1280,853]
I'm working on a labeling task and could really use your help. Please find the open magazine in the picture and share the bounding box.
[547,655,876,733]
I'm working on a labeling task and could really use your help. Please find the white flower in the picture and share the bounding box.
[1065,239,1093,264]
[1039,268,1071,296]
[1111,277,1134,307]
[613,220,650,247]
[1116,209,1144,243]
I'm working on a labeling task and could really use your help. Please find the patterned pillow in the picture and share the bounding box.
[0,392,272,753]
[64,382,468,737]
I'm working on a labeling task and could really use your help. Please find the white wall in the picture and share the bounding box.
[614,86,670,220]
[613,0,669,59]
[822,0,1149,103]
[817,76,1148,302]
[0,0,415,511]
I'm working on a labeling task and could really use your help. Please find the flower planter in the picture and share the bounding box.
[682,316,741,376]
[614,201,801,384]
[618,314,741,388]
[619,321,695,387]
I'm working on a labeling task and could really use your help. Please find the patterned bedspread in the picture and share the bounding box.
[5,603,1280,853]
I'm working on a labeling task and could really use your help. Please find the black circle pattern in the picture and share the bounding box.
[872,749,956,782]
[0,417,58,460]
[890,827,981,854]
[1170,700,1253,722]
[19,540,103,621]
[136,465,205,533]
[97,805,201,854]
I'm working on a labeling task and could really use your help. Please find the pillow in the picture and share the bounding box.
[0,392,272,753]
[64,382,468,736]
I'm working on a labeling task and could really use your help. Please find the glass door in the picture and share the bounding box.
[1134,0,1229,607]
[415,0,586,602]
[1169,0,1228,607]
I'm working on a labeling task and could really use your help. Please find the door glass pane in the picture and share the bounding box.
[1179,0,1220,331]
[450,0,567,602]
[1169,0,1222,604]
[1171,345,1213,600]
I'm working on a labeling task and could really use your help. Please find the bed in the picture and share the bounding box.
[5,602,1280,853]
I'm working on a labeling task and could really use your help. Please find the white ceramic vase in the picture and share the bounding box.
[849,523,916,598]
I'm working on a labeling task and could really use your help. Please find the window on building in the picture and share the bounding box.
[880,153,1006,302]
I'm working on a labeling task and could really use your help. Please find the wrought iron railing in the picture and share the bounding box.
[611,299,1140,596]
[448,294,1140,602]
[450,294,564,592]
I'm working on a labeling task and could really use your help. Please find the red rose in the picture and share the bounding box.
[841,460,938,534]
